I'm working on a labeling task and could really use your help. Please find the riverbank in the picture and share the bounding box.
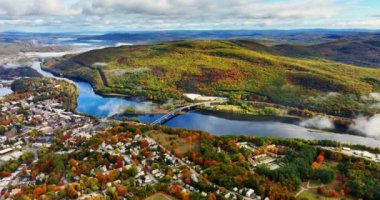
[201,101,353,128]
[36,68,354,128]
[44,65,355,126]
[35,60,380,147]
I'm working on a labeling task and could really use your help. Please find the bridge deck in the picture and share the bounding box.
[151,101,223,125]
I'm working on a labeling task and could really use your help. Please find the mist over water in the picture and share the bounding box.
[158,112,380,147]
[23,45,380,148]
[299,116,335,130]
[350,114,380,139]
[30,59,380,147]
[75,81,153,118]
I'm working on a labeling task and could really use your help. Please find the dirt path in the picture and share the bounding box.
[295,181,324,197]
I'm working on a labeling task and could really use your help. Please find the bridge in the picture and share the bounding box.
[151,101,224,125]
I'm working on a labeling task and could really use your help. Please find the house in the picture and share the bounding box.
[9,151,23,160]
[0,177,12,189]
[144,176,152,184]
[246,189,255,198]
[224,192,233,199]
[0,148,13,155]
[0,136,7,143]
[343,147,351,151]
[191,173,199,183]
[5,128,16,139]
[362,151,372,158]
[10,188,21,196]
[39,126,53,135]
[0,155,14,162]
[35,136,55,143]
[151,169,160,175]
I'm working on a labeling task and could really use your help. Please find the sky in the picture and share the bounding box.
[0,0,379,32]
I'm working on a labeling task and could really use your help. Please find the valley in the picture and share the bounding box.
[44,40,380,119]
[1,31,380,200]
[2,0,380,198]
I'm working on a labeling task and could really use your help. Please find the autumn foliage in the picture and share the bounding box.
[312,152,325,169]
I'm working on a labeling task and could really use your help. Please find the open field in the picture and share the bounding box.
[145,130,199,155]
[145,193,178,200]
[298,189,343,200]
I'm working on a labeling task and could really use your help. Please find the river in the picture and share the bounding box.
[0,80,14,97]
[31,61,380,147]
[0,87,13,97]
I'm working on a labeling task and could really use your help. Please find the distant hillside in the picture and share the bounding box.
[78,30,380,44]
[78,31,380,68]
[45,40,380,117]
[0,66,42,80]
[273,40,380,68]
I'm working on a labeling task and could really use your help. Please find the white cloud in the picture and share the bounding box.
[76,0,341,20]
[334,19,380,28]
[0,0,80,16]
[0,0,368,31]
[299,116,335,130]
[350,115,380,139]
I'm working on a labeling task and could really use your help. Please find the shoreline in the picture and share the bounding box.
[12,68,378,148]
[39,63,369,141]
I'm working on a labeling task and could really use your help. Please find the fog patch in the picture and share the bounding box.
[2,63,22,69]
[320,92,340,100]
[371,103,380,109]
[98,100,128,117]
[327,92,340,97]
[115,42,134,47]
[1,58,33,68]
[161,99,175,107]
[98,99,156,117]
[299,116,335,130]
[362,93,380,101]
[92,62,107,68]
[109,69,126,76]
[349,115,380,139]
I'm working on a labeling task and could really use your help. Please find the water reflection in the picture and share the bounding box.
[0,87,13,97]
[75,81,152,117]
[133,112,380,147]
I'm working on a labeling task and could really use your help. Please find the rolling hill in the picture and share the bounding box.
[77,30,380,68]
[44,40,380,117]
[273,40,380,68]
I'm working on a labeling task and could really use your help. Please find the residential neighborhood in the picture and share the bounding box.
[0,78,379,200]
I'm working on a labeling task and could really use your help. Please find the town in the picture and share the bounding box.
[0,78,379,200]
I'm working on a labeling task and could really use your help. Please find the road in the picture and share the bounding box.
[295,181,324,197]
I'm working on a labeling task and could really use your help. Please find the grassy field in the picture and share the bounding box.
[145,130,199,155]
[45,40,380,117]
[296,161,355,200]
[298,189,341,200]
[145,193,178,200]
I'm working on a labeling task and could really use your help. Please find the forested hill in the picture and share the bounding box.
[273,40,380,68]
[228,39,380,68]
[11,78,78,111]
[45,40,380,117]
